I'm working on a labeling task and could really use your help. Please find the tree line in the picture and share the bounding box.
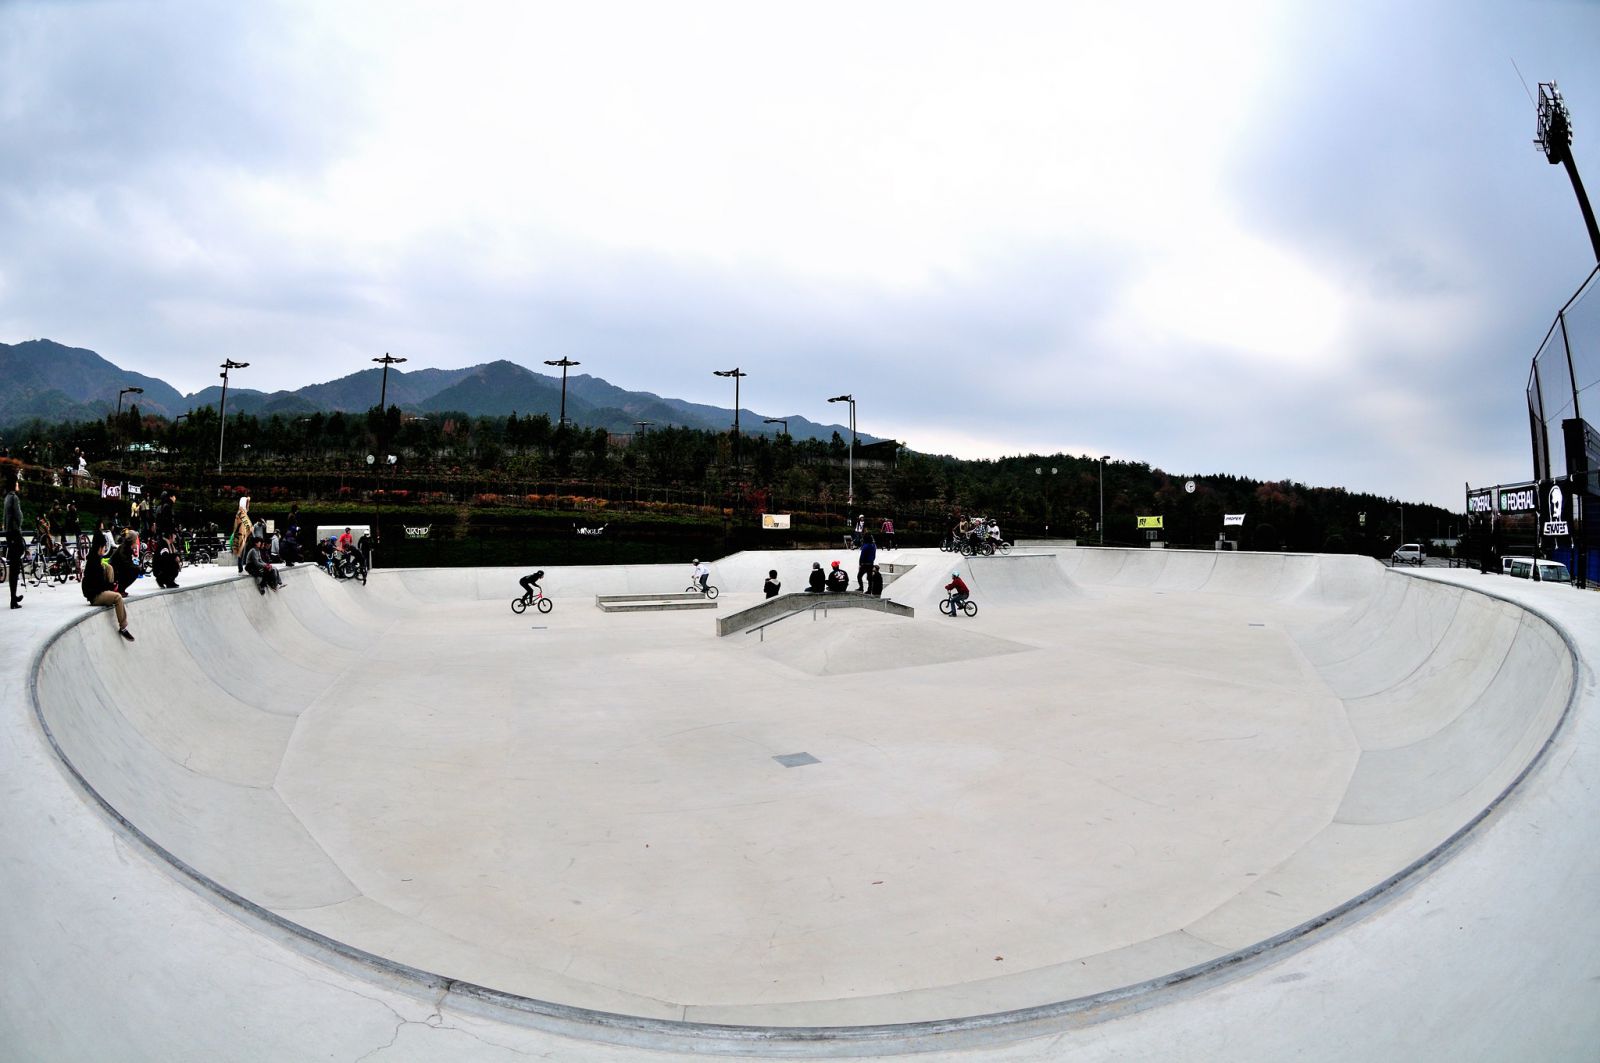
[0,405,1460,554]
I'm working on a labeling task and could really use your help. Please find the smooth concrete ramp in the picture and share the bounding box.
[23,547,1582,1052]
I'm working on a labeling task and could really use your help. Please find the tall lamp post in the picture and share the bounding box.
[117,386,144,464]
[1035,466,1057,535]
[828,394,856,504]
[216,359,249,474]
[1099,455,1110,545]
[763,417,789,437]
[544,357,581,427]
[713,368,747,470]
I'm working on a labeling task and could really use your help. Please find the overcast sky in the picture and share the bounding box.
[2,1,1598,508]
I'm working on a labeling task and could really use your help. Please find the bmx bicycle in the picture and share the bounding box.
[684,581,719,600]
[939,594,978,617]
[511,588,553,614]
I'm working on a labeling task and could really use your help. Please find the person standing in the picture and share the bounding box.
[853,514,865,547]
[231,497,252,572]
[880,516,895,550]
[856,533,877,592]
[4,468,24,608]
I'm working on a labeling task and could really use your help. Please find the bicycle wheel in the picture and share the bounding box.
[998,541,1012,554]
[703,585,719,600]
[511,595,528,614]
[982,542,996,556]
[536,596,553,613]
[939,597,954,616]
[23,557,44,586]
[962,600,978,617]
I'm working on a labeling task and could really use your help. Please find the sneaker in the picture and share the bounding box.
[118,628,135,642]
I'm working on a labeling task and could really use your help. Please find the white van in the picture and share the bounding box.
[1390,543,1425,565]
[1503,557,1572,584]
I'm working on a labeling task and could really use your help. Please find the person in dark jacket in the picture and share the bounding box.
[244,536,281,593]
[110,531,141,594]
[856,534,877,591]
[3,467,24,608]
[82,539,135,641]
[152,533,181,589]
[826,561,849,593]
[867,565,884,597]
[806,562,825,593]
[763,570,781,598]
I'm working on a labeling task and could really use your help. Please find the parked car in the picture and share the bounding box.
[1390,543,1425,566]
[1504,557,1573,584]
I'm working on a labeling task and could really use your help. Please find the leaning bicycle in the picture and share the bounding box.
[511,588,553,614]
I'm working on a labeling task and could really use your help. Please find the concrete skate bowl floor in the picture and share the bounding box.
[30,549,1576,1051]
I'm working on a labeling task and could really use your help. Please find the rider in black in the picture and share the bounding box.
[519,569,545,603]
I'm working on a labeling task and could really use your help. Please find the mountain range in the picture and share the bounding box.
[0,339,874,444]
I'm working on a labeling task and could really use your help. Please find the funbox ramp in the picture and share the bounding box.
[30,554,1577,1045]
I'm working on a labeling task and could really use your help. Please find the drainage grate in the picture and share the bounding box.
[773,752,820,768]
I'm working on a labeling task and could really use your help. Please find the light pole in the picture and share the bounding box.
[633,421,653,434]
[117,386,143,463]
[216,359,249,474]
[373,352,406,415]
[1536,82,1600,264]
[828,394,856,504]
[763,417,789,437]
[713,368,747,470]
[1035,465,1058,534]
[1099,455,1110,545]
[543,357,581,427]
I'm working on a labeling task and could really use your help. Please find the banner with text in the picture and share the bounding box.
[1137,515,1164,530]
[1223,513,1246,526]
[762,513,792,530]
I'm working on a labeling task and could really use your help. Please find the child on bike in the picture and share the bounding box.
[519,569,546,604]
[944,571,970,616]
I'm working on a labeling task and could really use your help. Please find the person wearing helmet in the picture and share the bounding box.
[944,570,970,616]
[691,558,710,594]
[826,559,849,593]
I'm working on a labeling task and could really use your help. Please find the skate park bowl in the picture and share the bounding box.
[29,547,1577,1053]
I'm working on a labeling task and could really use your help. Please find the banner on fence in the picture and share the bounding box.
[1136,515,1164,530]
[1223,513,1246,526]
[762,513,791,530]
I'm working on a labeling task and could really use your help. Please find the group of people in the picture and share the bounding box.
[850,514,895,550]
[4,466,137,639]
[950,516,1004,553]
[799,558,884,596]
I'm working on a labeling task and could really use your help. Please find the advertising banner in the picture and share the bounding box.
[1497,484,1538,514]
[1223,513,1246,526]
[762,514,791,530]
[1466,489,1492,515]
[1136,515,1164,530]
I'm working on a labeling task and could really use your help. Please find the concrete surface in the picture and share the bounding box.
[2,547,1597,1059]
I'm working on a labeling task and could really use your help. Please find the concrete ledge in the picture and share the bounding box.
[597,598,718,613]
[597,592,706,603]
[717,592,914,636]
